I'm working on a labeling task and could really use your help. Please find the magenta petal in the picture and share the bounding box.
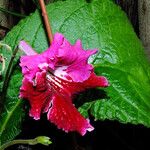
[20,71,52,120]
[82,72,109,88]
[66,48,98,82]
[19,41,37,55]
[20,54,49,81]
[60,38,98,82]
[42,33,64,65]
[47,94,94,135]
[47,33,98,82]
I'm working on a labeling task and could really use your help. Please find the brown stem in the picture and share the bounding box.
[38,0,53,44]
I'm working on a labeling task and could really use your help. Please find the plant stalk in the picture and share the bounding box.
[0,136,52,150]
[38,0,53,44]
[0,139,34,150]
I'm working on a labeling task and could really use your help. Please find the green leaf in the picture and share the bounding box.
[0,0,150,144]
[0,98,24,145]
[0,67,24,145]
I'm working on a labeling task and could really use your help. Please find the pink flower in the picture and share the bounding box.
[19,33,108,136]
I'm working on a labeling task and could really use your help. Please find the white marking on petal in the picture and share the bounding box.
[38,63,49,70]
[86,118,94,132]
[47,99,54,120]
[53,66,68,80]
[43,100,52,113]
[50,57,54,61]
[46,74,63,89]
[87,126,94,132]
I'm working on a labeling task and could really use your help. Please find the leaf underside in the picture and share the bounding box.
[0,0,150,145]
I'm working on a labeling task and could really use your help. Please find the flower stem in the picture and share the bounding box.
[0,136,52,150]
[38,0,53,44]
[0,139,33,150]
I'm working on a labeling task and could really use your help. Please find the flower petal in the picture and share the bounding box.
[55,72,109,95]
[20,71,52,120]
[46,33,98,82]
[20,55,46,81]
[47,93,94,135]
[60,40,97,82]
[65,40,98,82]
[19,41,37,56]
[82,72,109,88]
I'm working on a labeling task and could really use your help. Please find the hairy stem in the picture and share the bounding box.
[38,0,53,44]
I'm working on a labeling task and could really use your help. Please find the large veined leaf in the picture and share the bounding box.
[0,0,150,144]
